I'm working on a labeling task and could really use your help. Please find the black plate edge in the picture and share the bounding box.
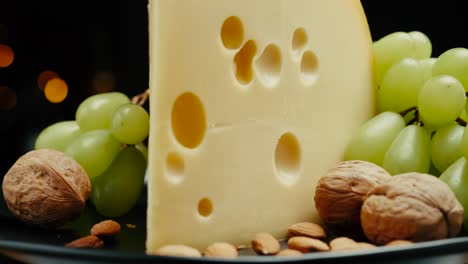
[1,237,468,263]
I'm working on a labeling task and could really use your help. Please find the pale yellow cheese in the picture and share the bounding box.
[147,0,375,251]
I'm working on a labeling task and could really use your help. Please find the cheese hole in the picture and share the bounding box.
[221,16,244,50]
[256,44,282,87]
[0,44,14,68]
[300,50,319,86]
[37,70,59,91]
[165,152,185,184]
[198,198,213,218]
[292,28,308,57]
[0,86,17,110]
[275,132,301,185]
[171,92,206,149]
[234,40,257,85]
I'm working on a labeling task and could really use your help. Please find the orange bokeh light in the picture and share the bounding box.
[44,78,68,103]
[0,86,17,110]
[37,70,59,91]
[0,44,14,68]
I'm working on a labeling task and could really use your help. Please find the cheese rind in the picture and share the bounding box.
[147,0,375,251]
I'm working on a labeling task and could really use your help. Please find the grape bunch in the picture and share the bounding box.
[35,92,149,218]
[345,31,468,225]
[345,31,468,176]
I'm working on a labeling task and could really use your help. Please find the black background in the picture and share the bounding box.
[0,0,467,176]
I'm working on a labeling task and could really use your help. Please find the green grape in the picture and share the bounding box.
[431,124,464,172]
[433,48,468,92]
[382,125,431,175]
[419,58,436,81]
[91,146,146,217]
[461,109,468,121]
[65,130,121,178]
[418,75,466,129]
[111,103,149,145]
[135,143,148,163]
[344,111,406,166]
[76,92,130,131]
[408,31,432,59]
[35,121,81,152]
[378,58,425,113]
[373,32,413,85]
[440,157,468,227]
[462,125,468,160]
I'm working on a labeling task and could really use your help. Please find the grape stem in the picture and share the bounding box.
[131,89,150,106]
[399,106,417,118]
[457,117,467,127]
[407,110,420,126]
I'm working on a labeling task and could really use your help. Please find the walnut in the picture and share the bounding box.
[361,172,463,245]
[2,149,91,227]
[314,160,391,228]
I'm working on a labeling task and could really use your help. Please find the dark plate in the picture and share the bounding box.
[0,188,468,264]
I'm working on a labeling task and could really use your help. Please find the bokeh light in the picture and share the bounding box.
[0,44,14,68]
[0,86,17,110]
[37,70,59,91]
[92,71,115,93]
[44,78,68,103]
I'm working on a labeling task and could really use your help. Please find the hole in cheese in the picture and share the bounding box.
[292,28,308,58]
[234,40,257,85]
[171,92,206,149]
[221,16,244,50]
[0,86,17,110]
[198,198,213,217]
[165,152,185,184]
[44,78,68,103]
[275,132,301,185]
[255,43,282,87]
[300,50,319,86]
[0,44,14,68]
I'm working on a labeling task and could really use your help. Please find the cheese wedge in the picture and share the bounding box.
[147,0,375,251]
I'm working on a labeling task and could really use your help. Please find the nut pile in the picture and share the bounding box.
[65,220,121,249]
[150,221,414,259]
[315,160,464,244]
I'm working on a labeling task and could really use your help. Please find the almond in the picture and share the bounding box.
[276,249,303,257]
[386,240,413,246]
[356,242,377,249]
[90,220,121,239]
[329,237,358,251]
[65,235,104,249]
[152,245,201,257]
[252,233,280,255]
[288,236,330,253]
[288,222,326,239]
[203,242,238,258]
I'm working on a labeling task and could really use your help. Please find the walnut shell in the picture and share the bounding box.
[361,172,463,245]
[314,160,391,228]
[2,149,91,227]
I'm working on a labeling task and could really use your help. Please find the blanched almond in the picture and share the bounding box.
[288,222,326,239]
[386,240,413,246]
[288,236,329,253]
[153,245,201,257]
[203,242,238,258]
[252,233,280,255]
[329,237,358,251]
[276,249,303,257]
